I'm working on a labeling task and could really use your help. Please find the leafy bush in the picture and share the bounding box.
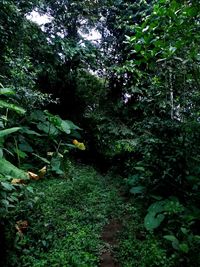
[0,82,83,265]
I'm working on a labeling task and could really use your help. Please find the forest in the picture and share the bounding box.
[0,0,200,266]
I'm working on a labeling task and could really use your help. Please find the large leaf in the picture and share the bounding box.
[144,212,165,231]
[60,120,71,134]
[50,156,64,175]
[0,158,28,179]
[48,114,71,134]
[130,186,145,194]
[163,235,178,242]
[30,110,47,122]
[0,100,26,114]
[45,110,81,133]
[0,88,15,95]
[147,200,168,213]
[144,200,169,231]
[0,127,21,139]
[163,235,180,251]
[20,127,41,136]
[64,120,81,130]
[45,111,73,134]
[37,121,59,136]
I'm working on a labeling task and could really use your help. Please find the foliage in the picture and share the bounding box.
[0,86,82,266]
[0,76,82,174]
[0,180,34,219]
[77,0,200,265]
[1,0,200,266]
[5,165,123,267]
[144,198,184,231]
[117,1,200,264]
[116,200,178,267]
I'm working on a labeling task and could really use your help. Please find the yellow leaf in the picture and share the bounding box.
[11,179,26,185]
[76,142,86,151]
[73,139,79,145]
[28,171,40,180]
[38,166,47,178]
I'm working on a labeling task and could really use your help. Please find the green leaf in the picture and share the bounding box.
[169,46,177,54]
[0,100,26,114]
[150,195,163,201]
[163,235,178,242]
[194,235,200,241]
[130,186,145,194]
[13,148,27,159]
[2,199,10,208]
[1,182,14,191]
[179,243,189,253]
[180,227,188,235]
[147,200,168,213]
[19,142,33,153]
[37,122,59,136]
[20,127,41,136]
[30,110,47,122]
[0,88,15,95]
[144,212,165,231]
[135,44,142,52]
[172,240,180,250]
[44,110,81,133]
[0,158,28,179]
[45,111,62,127]
[0,127,21,139]
[60,120,71,134]
[50,157,64,175]
[0,148,3,158]
[64,120,81,130]
[134,166,145,171]
[26,186,34,194]
[32,153,50,164]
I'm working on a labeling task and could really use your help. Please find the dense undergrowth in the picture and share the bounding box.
[5,165,124,267]
[1,0,200,266]
[4,164,199,267]
[0,164,171,266]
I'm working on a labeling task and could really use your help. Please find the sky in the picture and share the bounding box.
[26,11,101,41]
[26,10,52,25]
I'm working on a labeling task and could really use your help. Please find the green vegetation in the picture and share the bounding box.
[4,164,185,267]
[1,0,200,266]
[6,165,124,267]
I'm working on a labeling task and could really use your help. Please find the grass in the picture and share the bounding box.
[4,163,188,267]
[6,164,124,267]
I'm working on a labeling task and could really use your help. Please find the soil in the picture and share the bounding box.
[100,219,122,267]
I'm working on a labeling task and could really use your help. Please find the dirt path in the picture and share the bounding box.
[100,219,122,267]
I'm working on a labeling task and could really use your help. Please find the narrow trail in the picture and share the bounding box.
[99,182,129,267]
[100,219,122,267]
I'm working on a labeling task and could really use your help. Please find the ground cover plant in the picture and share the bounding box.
[5,165,125,267]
